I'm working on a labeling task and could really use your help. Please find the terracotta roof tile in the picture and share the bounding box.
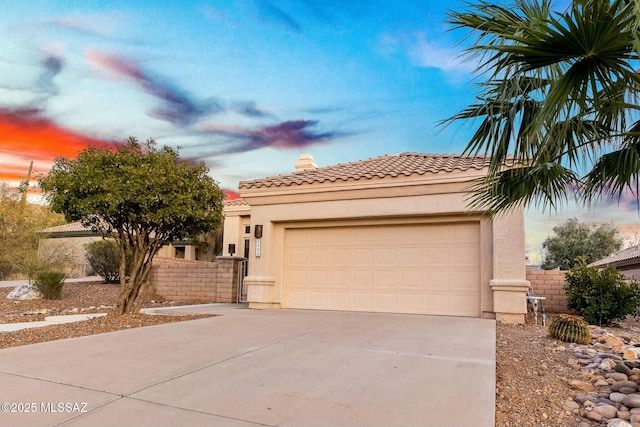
[239,153,495,190]
[223,198,249,207]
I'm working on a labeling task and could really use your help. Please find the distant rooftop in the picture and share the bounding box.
[239,153,497,190]
[38,222,95,235]
[590,245,640,267]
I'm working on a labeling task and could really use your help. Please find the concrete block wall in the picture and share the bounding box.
[148,256,243,303]
[526,268,569,313]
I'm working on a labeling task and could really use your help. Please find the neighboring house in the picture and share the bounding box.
[38,222,203,278]
[223,153,529,323]
[590,245,640,280]
[37,222,102,277]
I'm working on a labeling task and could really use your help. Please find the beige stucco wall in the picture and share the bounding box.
[38,235,103,277]
[222,203,251,258]
[227,169,528,320]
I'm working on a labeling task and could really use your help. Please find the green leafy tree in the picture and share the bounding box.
[40,137,224,314]
[445,0,640,214]
[541,218,623,270]
[0,183,66,279]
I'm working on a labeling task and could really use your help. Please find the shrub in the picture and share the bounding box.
[85,240,131,284]
[548,314,592,344]
[34,270,66,299]
[564,260,640,325]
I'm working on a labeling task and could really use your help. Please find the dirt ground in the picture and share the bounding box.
[0,282,214,349]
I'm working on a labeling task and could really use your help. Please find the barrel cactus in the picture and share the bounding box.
[548,314,592,345]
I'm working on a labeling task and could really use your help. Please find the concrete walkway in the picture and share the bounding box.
[0,276,104,288]
[0,304,225,332]
[0,306,496,427]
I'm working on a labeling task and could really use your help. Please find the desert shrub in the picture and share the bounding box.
[34,270,66,299]
[564,260,640,326]
[85,240,131,284]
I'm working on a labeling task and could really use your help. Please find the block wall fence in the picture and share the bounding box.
[148,256,245,304]
[526,268,570,313]
[148,260,572,312]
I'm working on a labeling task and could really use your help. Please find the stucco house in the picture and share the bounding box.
[38,222,203,277]
[223,153,530,323]
[591,245,640,281]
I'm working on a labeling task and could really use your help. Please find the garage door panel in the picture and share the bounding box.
[284,223,480,317]
[351,292,374,310]
[399,248,423,265]
[329,292,350,309]
[375,270,398,288]
[398,271,422,289]
[328,270,349,286]
[352,248,374,264]
[424,247,451,265]
[308,270,328,287]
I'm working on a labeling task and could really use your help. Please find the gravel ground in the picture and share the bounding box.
[496,316,640,427]
[0,282,214,349]
[3,282,639,426]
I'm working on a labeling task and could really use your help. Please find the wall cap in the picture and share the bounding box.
[490,279,530,290]
[244,276,276,286]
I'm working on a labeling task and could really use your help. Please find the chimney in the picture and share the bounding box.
[295,154,317,171]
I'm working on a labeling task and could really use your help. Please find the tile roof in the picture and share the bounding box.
[38,221,93,234]
[590,245,640,267]
[223,198,249,207]
[239,153,495,190]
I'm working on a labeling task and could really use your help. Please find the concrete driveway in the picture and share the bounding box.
[0,305,495,427]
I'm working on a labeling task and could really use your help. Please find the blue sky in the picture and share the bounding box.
[1,0,638,262]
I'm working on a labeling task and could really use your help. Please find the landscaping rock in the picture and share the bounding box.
[7,284,43,301]
[612,393,628,403]
[625,350,639,360]
[570,380,595,392]
[617,363,635,376]
[608,372,631,382]
[594,403,620,418]
[613,382,639,393]
[587,411,603,421]
[623,394,640,409]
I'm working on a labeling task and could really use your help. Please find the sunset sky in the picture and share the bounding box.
[2,0,638,262]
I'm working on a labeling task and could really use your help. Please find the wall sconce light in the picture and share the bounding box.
[228,243,236,256]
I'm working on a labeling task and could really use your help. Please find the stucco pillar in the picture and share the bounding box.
[491,210,530,324]
[184,245,197,261]
[490,279,531,324]
[245,276,279,309]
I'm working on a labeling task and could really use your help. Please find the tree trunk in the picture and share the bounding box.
[114,237,162,315]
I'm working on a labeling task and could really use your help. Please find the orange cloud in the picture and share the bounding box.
[0,108,117,182]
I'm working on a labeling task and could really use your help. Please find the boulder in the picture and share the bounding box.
[6,284,43,300]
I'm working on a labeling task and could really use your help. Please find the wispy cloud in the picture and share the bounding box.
[408,32,475,74]
[231,101,275,119]
[43,12,130,41]
[86,50,221,126]
[255,0,302,33]
[37,53,64,95]
[380,31,475,76]
[201,119,341,155]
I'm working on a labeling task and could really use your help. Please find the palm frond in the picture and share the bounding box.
[467,162,581,215]
[583,120,640,203]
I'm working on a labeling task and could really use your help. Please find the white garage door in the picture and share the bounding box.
[284,222,481,316]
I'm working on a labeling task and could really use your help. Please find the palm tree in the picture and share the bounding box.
[444,0,640,215]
